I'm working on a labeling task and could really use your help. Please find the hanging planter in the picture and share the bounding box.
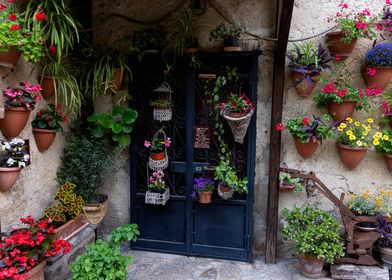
[363,67,392,90]
[0,167,21,192]
[145,170,170,205]
[0,107,30,139]
[336,143,367,169]
[41,76,55,99]
[385,154,392,172]
[146,129,170,171]
[82,194,109,225]
[325,31,357,59]
[151,82,173,122]
[375,130,392,172]
[293,137,319,159]
[145,188,170,205]
[362,43,392,90]
[279,171,305,192]
[0,46,21,68]
[33,128,57,152]
[217,183,234,200]
[291,72,320,97]
[327,100,357,121]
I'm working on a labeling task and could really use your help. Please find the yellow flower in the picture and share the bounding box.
[364,143,368,147]
[375,132,383,138]
[338,127,344,132]
[383,135,390,141]
[346,130,353,136]
[346,117,353,123]
[354,121,360,127]
[339,123,347,129]
[367,118,374,124]
[356,140,363,146]
[349,135,356,141]
[373,139,380,146]
[366,125,371,131]
[362,131,368,136]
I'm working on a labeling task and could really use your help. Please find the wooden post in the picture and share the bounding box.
[265,0,295,264]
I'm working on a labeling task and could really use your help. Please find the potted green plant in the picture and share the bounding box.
[0,216,71,280]
[214,159,248,200]
[87,106,138,148]
[145,170,170,205]
[375,129,392,172]
[279,172,305,192]
[335,117,379,169]
[0,81,42,139]
[44,182,88,240]
[144,129,171,171]
[171,9,200,55]
[130,25,168,61]
[326,2,377,59]
[192,176,215,204]
[283,115,336,159]
[150,82,174,122]
[287,42,333,97]
[209,23,244,51]
[0,1,45,67]
[32,103,67,152]
[70,224,139,280]
[282,206,345,278]
[0,138,29,192]
[363,43,392,90]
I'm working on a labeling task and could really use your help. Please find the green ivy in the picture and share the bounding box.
[282,206,345,264]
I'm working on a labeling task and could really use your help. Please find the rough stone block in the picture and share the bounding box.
[44,225,96,280]
[331,264,389,280]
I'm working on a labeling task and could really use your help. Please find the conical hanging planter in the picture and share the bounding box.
[33,128,57,152]
[0,107,30,139]
[327,101,356,121]
[41,76,55,99]
[291,72,320,97]
[325,31,357,59]
[0,167,21,192]
[82,194,108,225]
[0,46,21,68]
[293,136,319,159]
[222,109,254,144]
[336,143,367,169]
[363,66,392,90]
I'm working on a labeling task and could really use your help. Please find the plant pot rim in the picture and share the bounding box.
[5,106,28,112]
[84,194,108,207]
[385,154,392,159]
[0,166,21,171]
[300,254,325,260]
[33,128,57,134]
[336,143,368,150]
[326,30,344,36]
[364,66,392,70]
[293,135,319,144]
[198,191,212,194]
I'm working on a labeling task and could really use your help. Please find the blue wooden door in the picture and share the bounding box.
[131,52,259,262]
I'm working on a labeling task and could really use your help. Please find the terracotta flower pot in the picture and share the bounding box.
[336,143,367,170]
[327,101,357,121]
[24,261,46,280]
[0,107,30,139]
[379,246,392,268]
[363,66,392,90]
[198,191,212,204]
[41,76,55,99]
[0,167,21,192]
[293,136,319,159]
[299,254,325,279]
[291,72,320,97]
[385,154,392,172]
[219,185,232,193]
[151,151,165,160]
[325,31,357,59]
[227,111,247,118]
[33,128,57,152]
[50,214,88,241]
[0,46,21,68]
[112,68,124,91]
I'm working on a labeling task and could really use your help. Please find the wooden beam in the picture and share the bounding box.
[265,0,295,264]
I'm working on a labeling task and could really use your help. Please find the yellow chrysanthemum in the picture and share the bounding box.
[356,140,363,146]
[349,135,356,141]
[346,117,353,123]
[383,135,390,141]
[367,118,374,124]
[354,121,360,127]
[373,139,380,146]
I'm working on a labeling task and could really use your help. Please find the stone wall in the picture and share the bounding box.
[0,59,66,231]
[92,0,389,257]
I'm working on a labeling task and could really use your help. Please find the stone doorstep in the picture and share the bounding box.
[44,225,97,280]
[331,264,390,280]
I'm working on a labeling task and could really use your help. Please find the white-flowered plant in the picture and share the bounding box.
[0,138,29,168]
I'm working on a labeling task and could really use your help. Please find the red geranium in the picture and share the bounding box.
[9,24,20,31]
[32,104,66,132]
[35,12,46,22]
[8,14,16,21]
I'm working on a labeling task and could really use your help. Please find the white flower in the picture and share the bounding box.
[18,162,26,168]
[23,154,30,161]
[10,138,24,146]
[6,158,15,166]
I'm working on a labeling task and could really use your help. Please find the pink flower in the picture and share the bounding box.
[361,8,371,16]
[387,0,391,5]
[275,123,285,131]
[302,117,309,125]
[335,54,341,61]
[338,2,348,9]
[144,140,151,148]
[336,89,347,98]
[376,24,384,31]
[165,137,171,147]
[355,22,367,30]
[367,67,377,77]
[322,82,335,93]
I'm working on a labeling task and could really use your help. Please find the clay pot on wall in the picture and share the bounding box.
[223,36,241,52]
[363,67,392,90]
[33,128,57,152]
[291,72,320,97]
[325,31,357,59]
[0,107,30,139]
[293,136,319,159]
[327,101,357,121]
[336,143,367,169]
[299,255,325,278]
[112,68,124,91]
[41,76,55,99]
[0,46,21,68]
[198,191,212,204]
[385,154,392,172]
[0,167,21,192]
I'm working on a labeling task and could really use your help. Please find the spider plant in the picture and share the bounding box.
[23,0,82,61]
[171,9,200,56]
[83,47,132,100]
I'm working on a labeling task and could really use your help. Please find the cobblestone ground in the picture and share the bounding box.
[126,251,331,280]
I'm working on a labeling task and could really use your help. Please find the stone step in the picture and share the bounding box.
[331,264,390,280]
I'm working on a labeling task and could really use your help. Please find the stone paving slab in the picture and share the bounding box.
[126,250,331,280]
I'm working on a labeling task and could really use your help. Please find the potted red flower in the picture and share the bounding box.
[0,216,71,280]
[144,129,171,171]
[283,115,336,159]
[0,81,42,139]
[32,104,67,152]
[326,2,377,59]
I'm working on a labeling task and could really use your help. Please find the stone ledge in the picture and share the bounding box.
[331,264,390,280]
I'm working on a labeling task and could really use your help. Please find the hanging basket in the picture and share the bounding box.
[153,82,173,94]
[217,182,234,200]
[148,129,169,171]
[222,109,254,144]
[145,188,170,205]
[82,194,108,225]
[153,108,172,121]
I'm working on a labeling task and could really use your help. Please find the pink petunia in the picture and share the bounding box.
[165,137,171,147]
[144,140,151,148]
[367,67,377,77]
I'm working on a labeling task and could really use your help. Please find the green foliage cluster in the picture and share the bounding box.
[279,172,304,193]
[87,106,138,148]
[209,23,244,40]
[44,182,84,226]
[214,160,248,194]
[70,224,140,280]
[171,9,200,56]
[376,129,392,154]
[56,125,121,204]
[149,99,172,109]
[282,206,345,264]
